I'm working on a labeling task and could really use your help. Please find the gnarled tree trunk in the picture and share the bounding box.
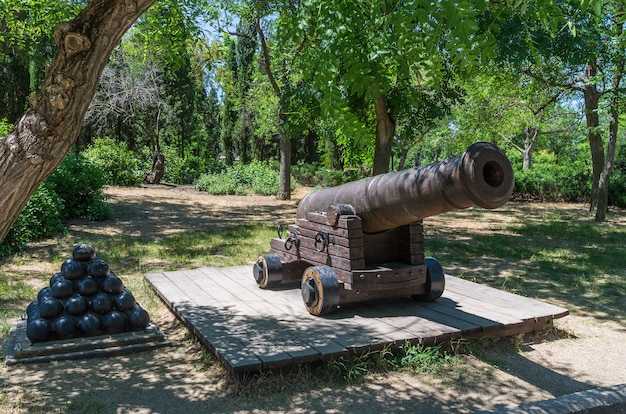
[0,0,156,244]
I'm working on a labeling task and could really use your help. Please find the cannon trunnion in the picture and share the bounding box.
[253,142,514,316]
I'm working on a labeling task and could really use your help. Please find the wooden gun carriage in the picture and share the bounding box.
[253,142,514,315]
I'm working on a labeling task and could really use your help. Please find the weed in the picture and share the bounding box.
[397,342,456,374]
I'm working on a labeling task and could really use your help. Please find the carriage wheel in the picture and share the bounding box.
[301,266,340,316]
[253,254,283,289]
[412,257,445,302]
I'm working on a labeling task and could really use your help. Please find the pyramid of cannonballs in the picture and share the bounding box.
[25,243,151,343]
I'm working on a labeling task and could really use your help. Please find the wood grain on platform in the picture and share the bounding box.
[145,266,568,377]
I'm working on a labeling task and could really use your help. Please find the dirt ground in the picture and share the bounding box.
[1,185,625,414]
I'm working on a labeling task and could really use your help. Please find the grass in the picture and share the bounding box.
[1,199,625,412]
[425,204,626,323]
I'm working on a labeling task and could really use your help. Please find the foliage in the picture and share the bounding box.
[512,150,591,202]
[0,0,82,121]
[291,163,371,187]
[0,118,11,136]
[195,161,285,196]
[47,152,112,220]
[396,342,456,374]
[83,137,144,187]
[0,182,64,256]
[609,140,626,208]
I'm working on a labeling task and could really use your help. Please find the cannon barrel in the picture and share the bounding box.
[297,142,514,234]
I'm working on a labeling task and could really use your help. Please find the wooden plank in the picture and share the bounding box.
[194,267,327,367]
[445,276,569,321]
[6,320,170,366]
[145,266,568,378]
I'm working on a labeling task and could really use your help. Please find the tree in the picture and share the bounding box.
[493,1,625,221]
[283,0,494,175]
[0,0,81,122]
[0,0,156,244]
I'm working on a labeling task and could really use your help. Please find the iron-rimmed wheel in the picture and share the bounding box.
[412,257,445,302]
[301,266,340,316]
[253,254,283,289]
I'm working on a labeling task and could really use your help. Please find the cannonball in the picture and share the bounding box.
[90,292,112,314]
[49,272,65,287]
[37,286,52,302]
[78,313,102,336]
[26,318,50,343]
[61,258,85,280]
[114,289,136,312]
[88,258,109,279]
[38,297,64,319]
[54,315,76,339]
[65,295,89,316]
[104,310,128,334]
[77,276,99,297]
[102,273,123,295]
[26,300,40,320]
[51,278,74,299]
[72,243,95,262]
[128,305,150,330]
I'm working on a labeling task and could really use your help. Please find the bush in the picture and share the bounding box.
[83,137,143,186]
[141,146,223,185]
[195,161,287,196]
[47,153,112,220]
[0,182,64,256]
[0,118,11,137]
[512,151,592,202]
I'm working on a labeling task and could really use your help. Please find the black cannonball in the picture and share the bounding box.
[26,300,39,318]
[77,276,99,297]
[104,310,128,334]
[114,289,136,312]
[61,258,85,280]
[49,272,65,287]
[38,297,64,319]
[65,295,89,316]
[91,292,113,314]
[78,313,102,336]
[72,243,95,262]
[51,278,74,299]
[88,258,109,279]
[54,315,76,339]
[102,273,123,295]
[37,286,52,302]
[128,305,150,330]
[26,318,50,343]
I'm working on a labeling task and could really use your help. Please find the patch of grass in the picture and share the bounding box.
[396,342,457,374]
[426,206,626,322]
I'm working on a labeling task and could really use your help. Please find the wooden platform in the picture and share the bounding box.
[145,266,568,377]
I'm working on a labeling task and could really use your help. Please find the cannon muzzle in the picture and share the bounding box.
[297,142,514,233]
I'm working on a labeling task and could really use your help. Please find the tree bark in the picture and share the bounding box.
[522,127,539,170]
[373,94,395,175]
[0,0,156,243]
[582,63,605,217]
[277,116,292,200]
[597,19,625,222]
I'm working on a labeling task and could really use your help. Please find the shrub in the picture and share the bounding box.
[141,146,222,185]
[195,161,287,196]
[512,150,592,202]
[47,153,111,219]
[83,137,143,186]
[0,182,64,256]
[0,118,11,137]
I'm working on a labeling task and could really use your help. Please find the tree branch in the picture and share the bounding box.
[255,18,280,96]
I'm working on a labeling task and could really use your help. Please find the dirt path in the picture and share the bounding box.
[1,185,624,413]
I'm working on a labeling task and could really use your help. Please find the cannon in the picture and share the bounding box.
[253,142,514,315]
